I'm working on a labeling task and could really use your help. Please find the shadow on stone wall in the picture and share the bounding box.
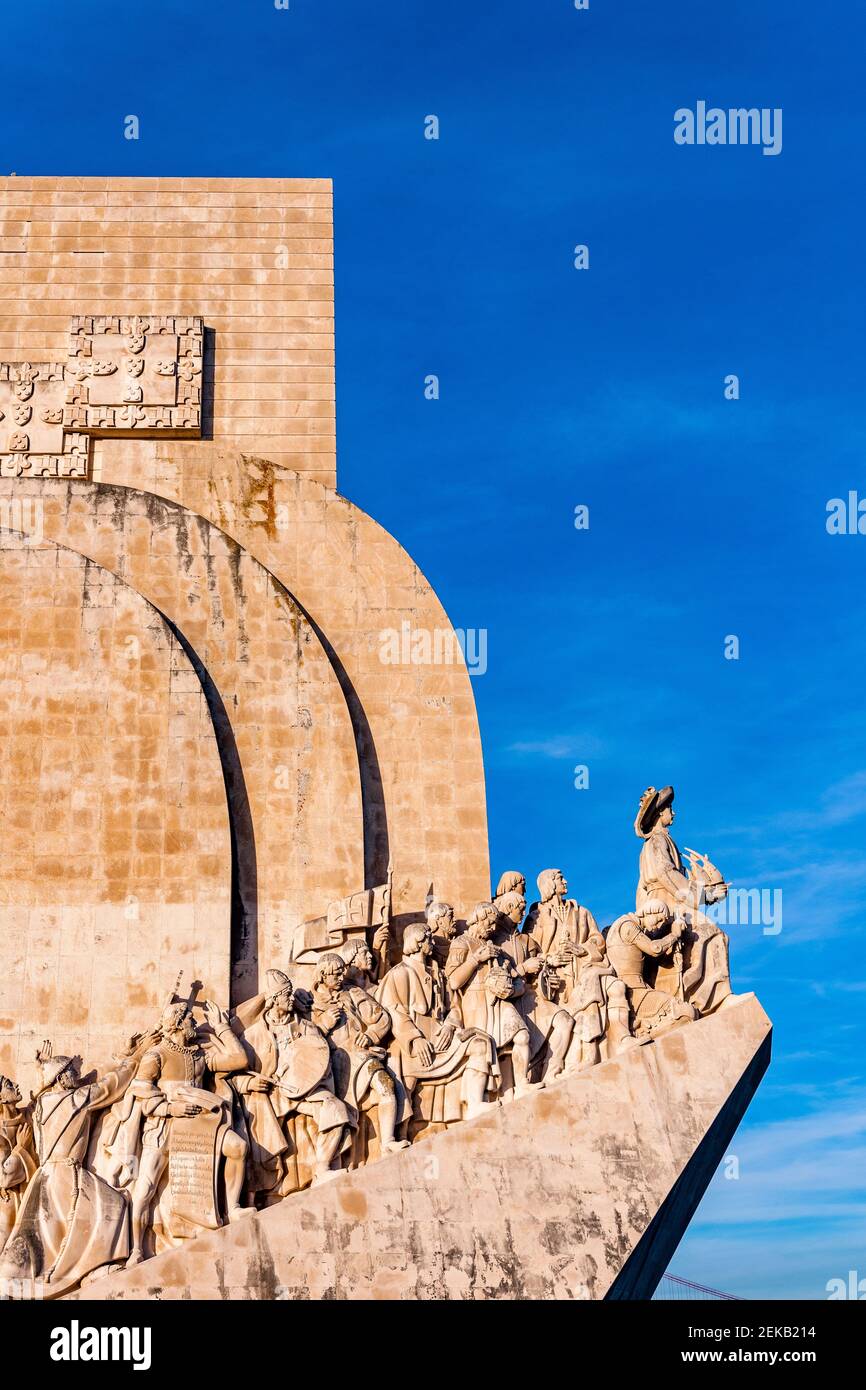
[164,614,259,1005]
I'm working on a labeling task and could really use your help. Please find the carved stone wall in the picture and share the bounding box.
[0,175,490,923]
[0,361,88,478]
[94,444,491,922]
[65,314,203,436]
[0,176,562,1301]
[0,478,366,1005]
[0,532,232,1093]
[0,177,334,482]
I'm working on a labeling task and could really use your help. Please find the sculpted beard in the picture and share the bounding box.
[180,1016,197,1044]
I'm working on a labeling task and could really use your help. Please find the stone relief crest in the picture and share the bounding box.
[0,314,206,477]
[64,314,204,435]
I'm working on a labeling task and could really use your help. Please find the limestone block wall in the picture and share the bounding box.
[0,532,231,1093]
[0,176,335,482]
[0,172,491,997]
[97,444,491,922]
[0,479,365,1004]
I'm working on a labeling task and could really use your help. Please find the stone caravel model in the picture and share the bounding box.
[0,177,770,1301]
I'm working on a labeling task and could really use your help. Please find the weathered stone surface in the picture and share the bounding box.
[0,478,365,1008]
[74,994,770,1301]
[0,173,490,924]
[0,176,769,1302]
[0,531,231,1093]
[0,176,335,482]
[95,445,491,920]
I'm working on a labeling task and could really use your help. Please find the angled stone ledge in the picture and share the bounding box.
[72,993,770,1302]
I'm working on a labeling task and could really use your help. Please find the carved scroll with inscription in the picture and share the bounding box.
[168,1089,224,1231]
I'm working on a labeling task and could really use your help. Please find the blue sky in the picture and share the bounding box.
[7,0,866,1298]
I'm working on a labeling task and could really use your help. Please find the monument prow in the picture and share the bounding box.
[0,178,771,1302]
[67,995,770,1302]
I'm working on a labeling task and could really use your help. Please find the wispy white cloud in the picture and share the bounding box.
[674,1093,866,1298]
[818,770,866,827]
[506,734,604,760]
[810,979,866,997]
[711,770,866,848]
[674,1223,866,1302]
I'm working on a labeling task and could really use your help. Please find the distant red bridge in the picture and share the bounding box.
[654,1273,743,1301]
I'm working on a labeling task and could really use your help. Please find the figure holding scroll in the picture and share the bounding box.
[126,999,249,1266]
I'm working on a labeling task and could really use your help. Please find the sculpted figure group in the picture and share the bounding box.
[0,784,739,1298]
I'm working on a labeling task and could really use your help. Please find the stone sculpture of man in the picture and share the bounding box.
[340,937,379,992]
[634,785,736,1014]
[377,922,499,1128]
[522,867,603,1073]
[311,952,410,1154]
[605,900,697,1039]
[493,886,575,1081]
[0,1035,154,1296]
[492,887,536,967]
[0,1075,36,1257]
[126,999,250,1265]
[524,869,599,1019]
[493,869,526,903]
[426,899,461,968]
[568,932,631,1068]
[234,970,353,1203]
[635,784,701,911]
[445,901,538,1097]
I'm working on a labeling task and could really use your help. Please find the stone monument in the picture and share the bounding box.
[0,178,770,1300]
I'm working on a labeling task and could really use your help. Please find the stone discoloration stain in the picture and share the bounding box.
[337,1185,368,1222]
[67,998,770,1303]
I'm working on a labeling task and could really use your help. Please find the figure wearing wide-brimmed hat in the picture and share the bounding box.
[634,785,737,1015]
[634,786,693,909]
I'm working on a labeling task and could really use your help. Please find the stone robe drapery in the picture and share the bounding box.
[134,1025,247,1154]
[636,828,693,910]
[650,918,733,1016]
[312,984,399,1112]
[524,897,598,1003]
[377,956,498,1124]
[235,1004,352,1200]
[312,982,410,1165]
[570,961,615,1043]
[0,1112,36,1255]
[444,936,525,1049]
[98,1089,144,1190]
[606,914,693,1038]
[0,1063,135,1297]
[495,926,565,1061]
[637,829,733,1015]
